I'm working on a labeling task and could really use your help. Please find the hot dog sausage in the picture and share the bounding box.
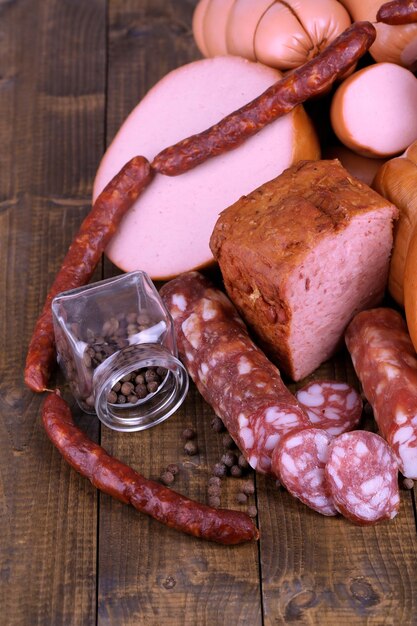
[42,392,259,544]
[160,272,310,474]
[25,156,154,393]
[345,308,417,479]
[152,21,376,176]
[377,0,417,24]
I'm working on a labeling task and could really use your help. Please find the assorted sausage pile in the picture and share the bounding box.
[24,7,417,543]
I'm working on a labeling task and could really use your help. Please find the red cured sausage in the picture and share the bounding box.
[25,156,154,393]
[325,431,399,524]
[272,428,337,516]
[152,21,376,176]
[296,380,363,437]
[42,392,259,545]
[377,0,417,24]
[345,308,417,479]
[160,272,310,474]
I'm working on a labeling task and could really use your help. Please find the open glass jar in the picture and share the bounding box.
[51,271,189,432]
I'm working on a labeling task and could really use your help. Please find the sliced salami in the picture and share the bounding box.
[345,308,417,479]
[325,431,400,525]
[296,380,363,437]
[160,272,310,474]
[272,428,337,516]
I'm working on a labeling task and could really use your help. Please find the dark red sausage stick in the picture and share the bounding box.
[42,392,259,544]
[25,156,154,393]
[152,21,376,176]
[377,0,417,24]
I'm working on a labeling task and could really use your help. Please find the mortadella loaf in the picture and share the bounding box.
[210,159,398,381]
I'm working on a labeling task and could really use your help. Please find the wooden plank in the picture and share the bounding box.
[98,2,262,624]
[0,0,106,624]
[259,354,417,625]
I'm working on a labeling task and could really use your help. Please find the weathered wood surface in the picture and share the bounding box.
[1,1,416,625]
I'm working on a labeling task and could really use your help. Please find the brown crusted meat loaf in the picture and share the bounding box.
[210,159,398,381]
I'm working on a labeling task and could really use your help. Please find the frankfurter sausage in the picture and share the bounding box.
[160,272,310,474]
[42,392,259,544]
[377,0,417,24]
[152,21,376,176]
[25,156,154,393]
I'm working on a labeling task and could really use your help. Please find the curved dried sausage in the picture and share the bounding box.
[377,0,417,25]
[42,392,259,544]
[25,156,154,393]
[152,22,376,175]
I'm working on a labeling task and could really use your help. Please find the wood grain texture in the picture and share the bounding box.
[260,352,417,626]
[0,0,106,624]
[99,3,262,624]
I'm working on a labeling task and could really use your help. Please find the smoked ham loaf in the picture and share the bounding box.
[93,56,319,280]
[210,160,398,381]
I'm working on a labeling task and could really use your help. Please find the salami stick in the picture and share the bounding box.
[42,392,258,544]
[152,21,376,176]
[377,0,417,24]
[345,308,417,479]
[25,156,153,393]
[160,272,310,474]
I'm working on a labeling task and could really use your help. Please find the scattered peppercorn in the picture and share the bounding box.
[212,462,227,478]
[236,492,248,504]
[237,454,250,470]
[230,465,243,478]
[160,471,175,486]
[182,427,197,441]
[166,463,179,476]
[208,495,221,508]
[403,478,414,490]
[222,433,235,449]
[184,440,199,456]
[211,416,225,433]
[221,451,237,468]
[247,505,258,518]
[275,479,281,489]
[208,476,221,487]
[207,484,221,497]
[242,480,255,496]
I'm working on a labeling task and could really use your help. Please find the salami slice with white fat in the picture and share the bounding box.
[296,380,363,437]
[272,428,337,516]
[325,431,400,525]
[160,272,310,473]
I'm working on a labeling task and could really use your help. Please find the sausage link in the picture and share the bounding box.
[377,0,417,24]
[42,392,259,544]
[152,21,376,176]
[25,156,154,393]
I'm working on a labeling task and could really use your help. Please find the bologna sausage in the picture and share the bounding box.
[42,392,259,544]
[25,156,154,393]
[152,21,376,176]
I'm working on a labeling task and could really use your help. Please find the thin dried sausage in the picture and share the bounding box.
[25,156,154,393]
[377,0,417,25]
[160,272,310,474]
[42,392,259,544]
[345,308,417,479]
[152,21,376,176]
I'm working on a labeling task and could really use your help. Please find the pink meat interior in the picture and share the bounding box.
[285,210,394,380]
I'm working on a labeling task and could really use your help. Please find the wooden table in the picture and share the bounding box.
[2,1,417,624]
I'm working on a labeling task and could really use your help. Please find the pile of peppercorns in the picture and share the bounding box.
[107,366,167,405]
[159,416,257,518]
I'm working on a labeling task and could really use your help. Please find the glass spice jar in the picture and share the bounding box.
[51,271,189,432]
